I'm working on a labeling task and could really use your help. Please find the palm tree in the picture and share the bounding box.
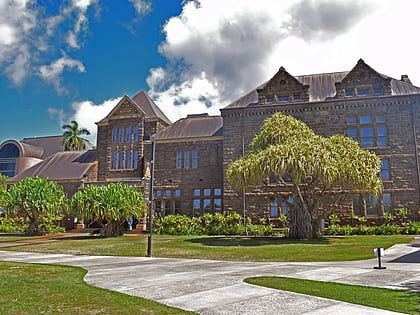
[61,120,91,151]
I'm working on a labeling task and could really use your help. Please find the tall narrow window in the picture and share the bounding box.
[126,126,132,142]
[118,152,124,169]
[382,193,391,213]
[377,126,387,146]
[270,197,279,217]
[381,159,389,180]
[134,126,139,141]
[281,196,293,215]
[184,150,191,168]
[111,152,117,169]
[126,151,132,169]
[133,151,139,169]
[214,199,222,212]
[112,128,118,143]
[360,127,374,147]
[192,149,199,168]
[203,199,211,212]
[177,150,183,168]
[119,127,125,142]
[366,194,379,217]
[193,199,201,216]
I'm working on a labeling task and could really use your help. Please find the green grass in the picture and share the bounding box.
[245,276,420,314]
[0,234,414,262]
[0,261,195,315]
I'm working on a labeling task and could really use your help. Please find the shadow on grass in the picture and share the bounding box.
[185,236,330,247]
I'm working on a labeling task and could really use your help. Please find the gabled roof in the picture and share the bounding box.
[153,114,223,140]
[224,59,420,109]
[8,150,97,182]
[131,91,171,125]
[96,91,171,125]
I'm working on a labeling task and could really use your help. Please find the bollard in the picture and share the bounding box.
[374,248,386,269]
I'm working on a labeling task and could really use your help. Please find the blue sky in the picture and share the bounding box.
[2,0,420,145]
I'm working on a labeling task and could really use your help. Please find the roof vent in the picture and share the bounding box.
[186,113,209,119]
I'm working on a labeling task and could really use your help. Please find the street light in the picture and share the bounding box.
[143,135,155,257]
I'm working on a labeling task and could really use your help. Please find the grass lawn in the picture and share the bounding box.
[0,261,195,315]
[0,234,414,262]
[245,276,420,314]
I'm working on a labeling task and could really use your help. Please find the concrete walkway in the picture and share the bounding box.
[0,236,419,314]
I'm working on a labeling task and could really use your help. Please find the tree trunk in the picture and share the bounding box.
[100,219,124,237]
[25,220,47,236]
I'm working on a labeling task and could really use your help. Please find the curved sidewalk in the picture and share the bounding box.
[0,237,419,314]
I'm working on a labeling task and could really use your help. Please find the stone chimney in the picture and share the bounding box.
[401,75,412,84]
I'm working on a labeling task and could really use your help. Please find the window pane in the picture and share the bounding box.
[118,152,124,169]
[184,150,190,168]
[119,127,125,142]
[374,88,383,95]
[357,89,369,95]
[134,126,139,141]
[352,195,362,216]
[204,189,211,196]
[366,194,379,217]
[127,126,132,142]
[359,116,372,123]
[214,199,222,211]
[270,197,279,217]
[347,116,356,124]
[203,199,211,211]
[382,193,391,213]
[293,94,301,100]
[125,151,131,169]
[278,95,289,101]
[345,90,354,96]
[113,128,118,143]
[347,128,357,140]
[133,151,138,169]
[177,151,183,168]
[214,188,222,196]
[266,96,274,103]
[360,127,374,147]
[381,160,389,180]
[192,150,198,168]
[165,190,171,197]
[193,199,201,216]
[155,190,162,197]
[193,189,201,196]
[174,190,181,197]
[174,200,181,214]
[376,115,385,122]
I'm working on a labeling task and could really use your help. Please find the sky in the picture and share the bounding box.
[1,0,420,145]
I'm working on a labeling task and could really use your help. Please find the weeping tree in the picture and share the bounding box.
[61,120,90,151]
[71,182,147,237]
[226,113,383,239]
[3,177,67,235]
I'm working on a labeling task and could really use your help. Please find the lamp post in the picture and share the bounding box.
[143,135,155,257]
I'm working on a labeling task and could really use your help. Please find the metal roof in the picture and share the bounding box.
[131,90,172,125]
[224,63,420,109]
[153,114,223,140]
[8,150,97,182]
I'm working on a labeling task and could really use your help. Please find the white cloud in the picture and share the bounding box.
[147,0,420,123]
[69,97,123,144]
[38,55,86,94]
[128,0,152,16]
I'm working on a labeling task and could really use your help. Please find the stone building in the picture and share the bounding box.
[3,59,420,225]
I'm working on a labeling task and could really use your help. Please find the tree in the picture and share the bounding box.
[226,113,383,239]
[61,120,90,151]
[0,174,8,207]
[71,182,147,237]
[3,177,67,235]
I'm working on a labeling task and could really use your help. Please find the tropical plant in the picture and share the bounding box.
[384,211,394,224]
[71,183,147,237]
[60,120,90,151]
[2,177,67,235]
[0,174,8,207]
[226,112,383,239]
[328,214,340,225]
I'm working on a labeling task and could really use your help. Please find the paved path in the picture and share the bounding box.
[0,236,419,314]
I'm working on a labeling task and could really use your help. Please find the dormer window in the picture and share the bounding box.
[293,94,301,101]
[278,95,289,102]
[345,89,354,97]
[266,96,274,103]
[374,87,383,95]
[357,89,370,96]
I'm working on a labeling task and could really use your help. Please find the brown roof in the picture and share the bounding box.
[131,90,171,125]
[153,114,223,140]
[21,136,94,159]
[224,63,420,109]
[8,150,97,182]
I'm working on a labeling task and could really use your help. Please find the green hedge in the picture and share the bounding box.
[153,213,274,236]
[324,221,420,236]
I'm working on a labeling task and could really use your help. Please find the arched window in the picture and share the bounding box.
[0,143,20,177]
